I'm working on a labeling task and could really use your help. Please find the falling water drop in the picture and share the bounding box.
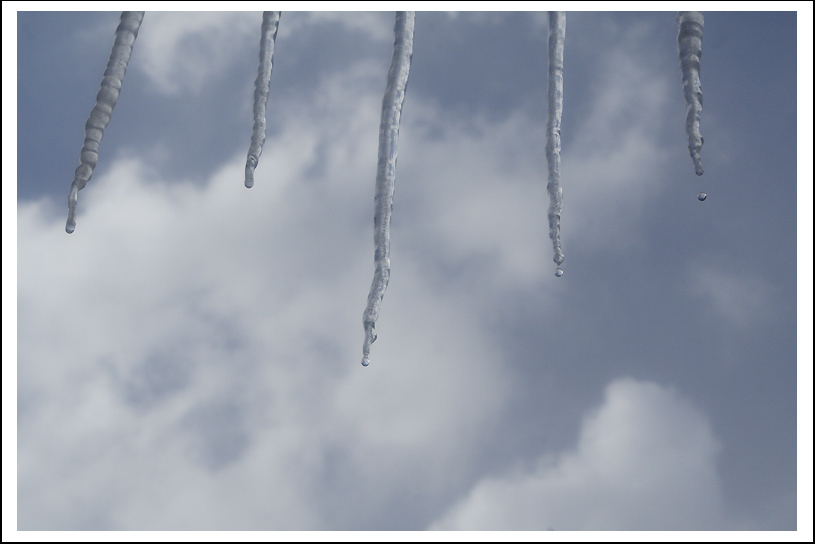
[698,192,707,201]
[555,268,564,277]
[361,357,371,367]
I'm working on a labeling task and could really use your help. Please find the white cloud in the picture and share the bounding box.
[134,12,260,95]
[430,378,730,531]
[17,65,518,529]
[561,33,674,253]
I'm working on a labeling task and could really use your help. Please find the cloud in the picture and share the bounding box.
[16,64,519,529]
[15,16,762,530]
[688,264,774,328]
[134,12,260,95]
[286,12,395,43]
[430,378,730,531]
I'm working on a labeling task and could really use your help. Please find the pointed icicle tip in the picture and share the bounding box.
[245,154,258,188]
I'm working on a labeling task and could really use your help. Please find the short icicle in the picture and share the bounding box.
[361,12,415,367]
[66,11,145,234]
[677,11,705,176]
[245,11,281,189]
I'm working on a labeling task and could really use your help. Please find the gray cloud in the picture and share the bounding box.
[430,378,731,530]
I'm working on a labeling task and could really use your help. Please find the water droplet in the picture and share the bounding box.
[555,268,564,277]
[361,356,370,367]
[698,192,707,201]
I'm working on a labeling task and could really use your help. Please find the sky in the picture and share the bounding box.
[6,4,813,535]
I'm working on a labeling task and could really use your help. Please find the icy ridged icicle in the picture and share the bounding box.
[361,11,415,367]
[66,11,144,234]
[546,12,566,269]
[245,11,281,189]
[677,11,704,176]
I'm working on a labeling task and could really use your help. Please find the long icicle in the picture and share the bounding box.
[546,12,566,275]
[66,11,145,234]
[677,11,704,176]
[361,11,415,367]
[245,11,281,188]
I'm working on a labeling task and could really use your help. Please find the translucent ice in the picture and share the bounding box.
[66,11,144,234]
[361,12,415,367]
[546,12,566,270]
[677,11,704,176]
[245,11,281,189]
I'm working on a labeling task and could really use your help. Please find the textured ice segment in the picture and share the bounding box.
[677,11,704,176]
[245,11,281,189]
[361,11,415,367]
[546,12,566,268]
[66,11,144,234]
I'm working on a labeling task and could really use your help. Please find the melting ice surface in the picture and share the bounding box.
[677,11,704,176]
[245,12,281,189]
[361,12,415,367]
[66,11,144,233]
[546,12,566,272]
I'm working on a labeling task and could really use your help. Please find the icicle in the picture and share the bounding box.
[546,12,566,271]
[361,11,415,367]
[245,11,281,189]
[66,11,144,234]
[677,11,704,176]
